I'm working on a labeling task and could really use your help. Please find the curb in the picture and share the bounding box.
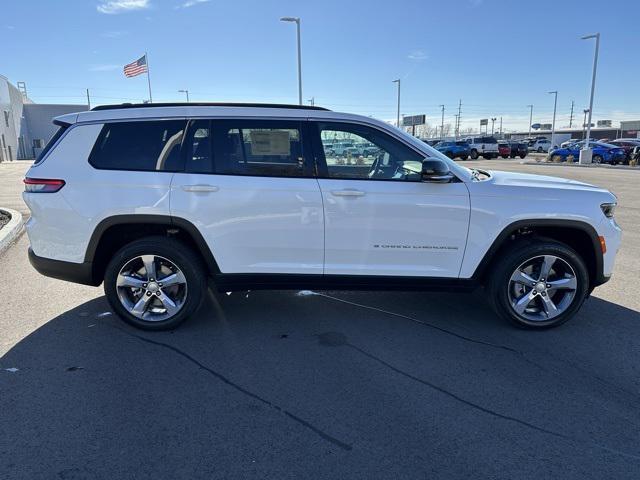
[0,208,24,256]
[522,161,640,171]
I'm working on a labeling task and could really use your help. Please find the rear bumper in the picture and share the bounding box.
[28,248,100,286]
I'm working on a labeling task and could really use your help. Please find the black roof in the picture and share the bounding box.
[91,102,330,112]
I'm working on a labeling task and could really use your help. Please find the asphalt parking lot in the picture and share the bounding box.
[1,159,640,479]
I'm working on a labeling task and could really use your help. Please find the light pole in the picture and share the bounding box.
[582,109,589,139]
[392,79,401,128]
[580,32,600,164]
[548,91,558,149]
[439,104,445,139]
[280,17,302,105]
[490,117,497,135]
[527,104,533,140]
[178,89,190,102]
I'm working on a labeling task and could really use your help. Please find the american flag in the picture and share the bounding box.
[123,55,148,78]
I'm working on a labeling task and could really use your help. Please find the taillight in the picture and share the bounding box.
[23,178,65,193]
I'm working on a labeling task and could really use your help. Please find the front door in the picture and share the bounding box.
[171,119,324,275]
[311,121,470,278]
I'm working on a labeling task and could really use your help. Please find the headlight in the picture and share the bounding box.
[601,203,616,218]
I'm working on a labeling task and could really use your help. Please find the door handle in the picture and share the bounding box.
[331,189,365,197]
[181,184,219,192]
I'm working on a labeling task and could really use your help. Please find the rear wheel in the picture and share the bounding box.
[551,154,563,163]
[459,155,468,161]
[519,154,526,159]
[488,239,589,329]
[104,236,207,330]
[593,154,603,164]
[537,147,543,153]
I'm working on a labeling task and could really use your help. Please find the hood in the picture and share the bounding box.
[485,170,610,194]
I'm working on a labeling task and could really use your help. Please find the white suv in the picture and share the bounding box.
[24,103,621,330]
[464,136,499,160]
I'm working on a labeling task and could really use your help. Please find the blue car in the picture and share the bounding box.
[435,141,470,160]
[548,142,626,164]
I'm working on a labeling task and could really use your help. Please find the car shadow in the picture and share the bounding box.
[2,290,640,479]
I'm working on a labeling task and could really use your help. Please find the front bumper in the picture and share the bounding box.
[28,248,100,286]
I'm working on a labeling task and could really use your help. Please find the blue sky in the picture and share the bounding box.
[3,0,639,132]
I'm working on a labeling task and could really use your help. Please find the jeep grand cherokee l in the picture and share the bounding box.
[24,103,621,330]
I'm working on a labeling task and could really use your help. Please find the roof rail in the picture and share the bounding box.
[91,102,330,112]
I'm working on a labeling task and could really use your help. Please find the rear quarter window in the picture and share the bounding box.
[89,120,186,172]
[34,125,68,165]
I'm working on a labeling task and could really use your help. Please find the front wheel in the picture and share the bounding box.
[104,236,207,330]
[470,149,479,160]
[501,155,508,159]
[593,154,603,164]
[488,239,589,329]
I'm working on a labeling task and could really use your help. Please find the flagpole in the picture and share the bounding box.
[145,51,153,103]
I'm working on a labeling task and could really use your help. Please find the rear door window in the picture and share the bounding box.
[89,120,186,171]
[210,120,310,177]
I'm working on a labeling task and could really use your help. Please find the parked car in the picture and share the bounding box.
[465,136,499,159]
[327,141,355,156]
[24,102,620,330]
[608,139,640,164]
[548,142,626,164]
[435,141,470,160]
[508,141,528,159]
[528,138,552,153]
[498,141,511,158]
[560,139,578,148]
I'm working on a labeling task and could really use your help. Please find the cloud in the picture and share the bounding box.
[408,50,428,61]
[89,64,122,72]
[176,0,210,8]
[97,0,150,14]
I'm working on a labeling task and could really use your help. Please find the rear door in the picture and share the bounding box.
[310,121,470,278]
[170,119,324,274]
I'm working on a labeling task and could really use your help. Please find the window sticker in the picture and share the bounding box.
[249,130,291,156]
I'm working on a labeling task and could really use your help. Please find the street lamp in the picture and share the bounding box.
[582,109,590,139]
[392,79,401,129]
[526,104,533,139]
[439,104,445,139]
[178,89,190,102]
[280,16,302,105]
[548,91,558,149]
[490,117,497,135]
[580,32,600,164]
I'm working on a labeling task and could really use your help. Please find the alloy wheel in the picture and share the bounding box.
[116,255,188,322]
[507,255,577,322]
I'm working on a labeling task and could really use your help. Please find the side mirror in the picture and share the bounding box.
[422,159,454,183]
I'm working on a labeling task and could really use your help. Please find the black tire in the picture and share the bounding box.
[470,149,479,160]
[519,154,526,159]
[104,236,207,330]
[537,147,543,153]
[459,155,468,161]
[445,151,454,159]
[509,154,516,159]
[501,155,508,159]
[593,154,602,164]
[488,238,589,329]
[482,154,490,159]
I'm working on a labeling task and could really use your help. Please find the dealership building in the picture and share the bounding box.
[0,74,87,161]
